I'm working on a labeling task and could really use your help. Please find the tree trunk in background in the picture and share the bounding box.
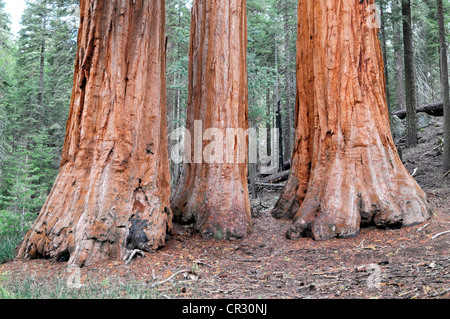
[402,0,418,148]
[266,88,272,161]
[16,0,172,267]
[284,4,293,164]
[276,101,284,172]
[249,161,257,198]
[171,0,252,240]
[437,0,450,172]
[38,33,45,122]
[37,5,48,124]
[380,0,391,122]
[272,0,430,241]
[393,17,406,112]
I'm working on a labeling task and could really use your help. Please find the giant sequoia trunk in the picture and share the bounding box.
[171,0,252,240]
[272,0,431,240]
[16,0,172,266]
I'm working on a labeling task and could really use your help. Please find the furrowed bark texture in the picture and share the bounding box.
[171,0,252,240]
[273,0,431,240]
[16,0,172,267]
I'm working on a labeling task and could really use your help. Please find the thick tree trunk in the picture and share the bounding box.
[170,0,252,240]
[402,0,418,148]
[272,0,431,240]
[16,0,172,267]
[437,0,450,171]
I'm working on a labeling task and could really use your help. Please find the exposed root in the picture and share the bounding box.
[123,249,146,264]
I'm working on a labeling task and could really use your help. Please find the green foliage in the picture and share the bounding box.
[1,274,167,299]
[166,0,191,127]
[0,0,14,167]
[0,1,78,263]
[0,270,14,299]
[247,0,296,130]
[0,207,31,265]
[0,0,10,45]
[0,0,78,221]
[0,229,23,264]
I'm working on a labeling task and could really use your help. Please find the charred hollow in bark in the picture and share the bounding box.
[15,0,172,267]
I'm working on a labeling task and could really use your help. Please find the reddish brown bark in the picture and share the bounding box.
[16,0,172,266]
[272,0,431,240]
[171,0,252,240]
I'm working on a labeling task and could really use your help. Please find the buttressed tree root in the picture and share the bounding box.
[272,0,431,240]
[171,0,252,240]
[16,0,172,267]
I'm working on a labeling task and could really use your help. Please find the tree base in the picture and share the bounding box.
[173,203,252,241]
[285,174,431,241]
[198,210,252,241]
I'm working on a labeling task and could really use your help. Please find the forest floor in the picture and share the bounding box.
[1,118,449,300]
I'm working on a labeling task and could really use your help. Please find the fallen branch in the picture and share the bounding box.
[255,183,285,188]
[431,230,450,240]
[257,201,271,209]
[123,249,145,264]
[444,170,450,178]
[259,170,290,184]
[420,145,442,159]
[150,269,192,288]
[411,168,418,177]
[393,101,443,119]
[417,223,430,232]
[429,288,450,298]
[398,288,418,297]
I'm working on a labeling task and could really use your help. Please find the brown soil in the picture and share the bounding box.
[2,118,449,299]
